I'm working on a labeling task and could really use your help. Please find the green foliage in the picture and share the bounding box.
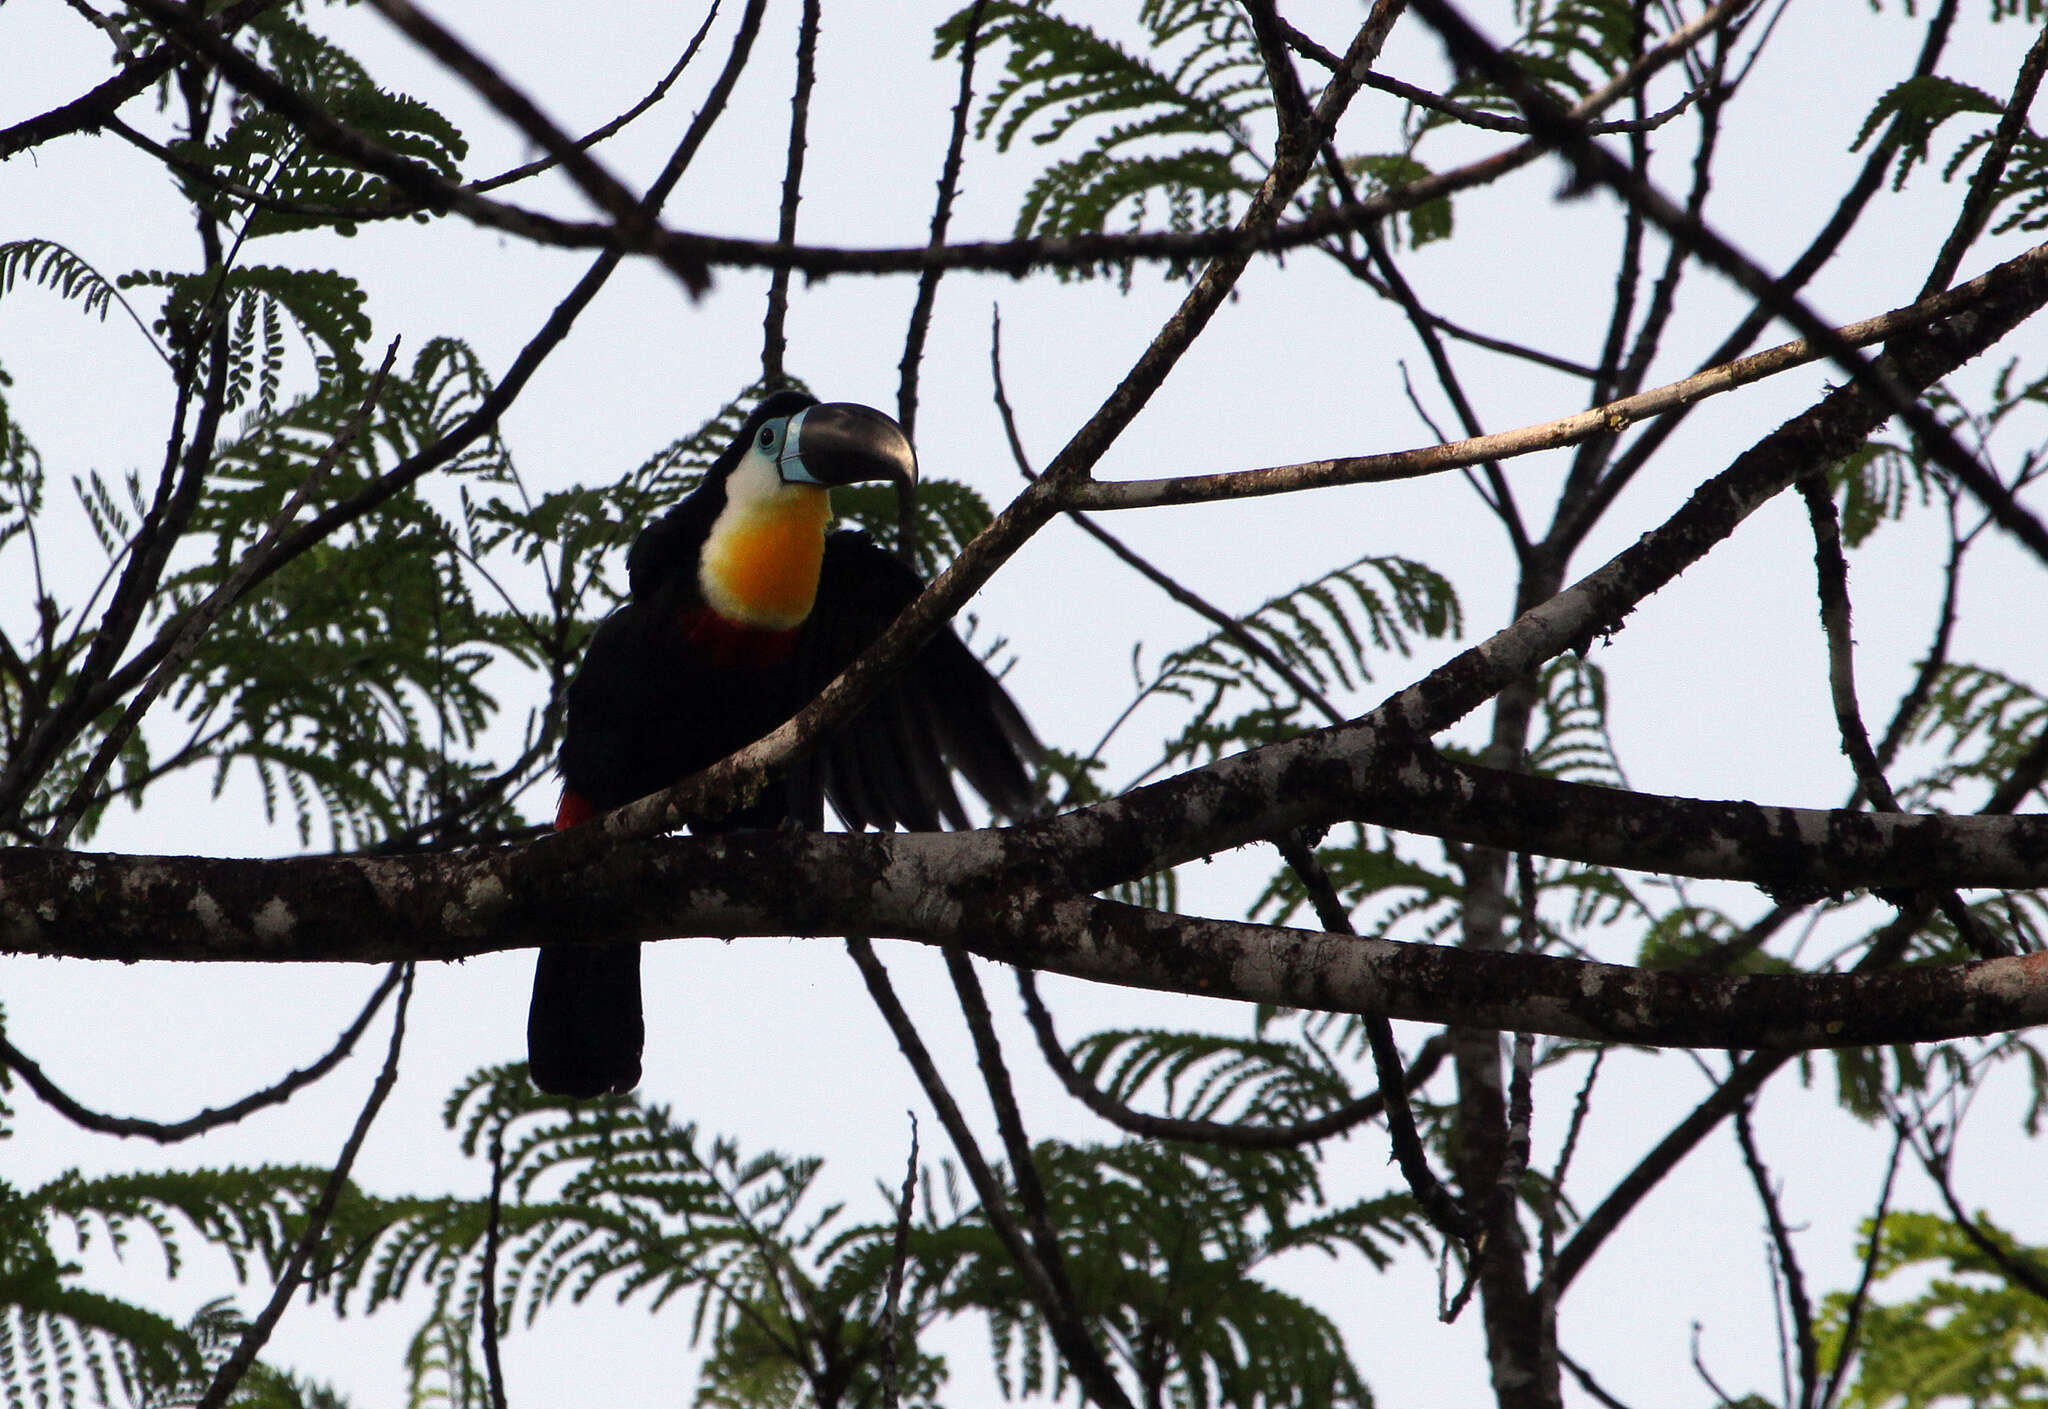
[1329,154,1453,248]
[1142,554,1460,771]
[1,1060,1401,1409]
[0,1164,339,1409]
[1253,826,1462,939]
[170,10,468,238]
[1946,123,2048,236]
[0,242,128,327]
[1900,664,2048,813]
[931,1139,1401,1407]
[1852,76,2005,191]
[0,363,43,559]
[1635,903,1788,973]
[1429,0,1642,121]
[1068,1027,1362,1126]
[940,0,1271,274]
[1830,441,1933,547]
[1525,656,1622,787]
[1818,1211,2048,1408]
[136,340,522,847]
[117,266,370,384]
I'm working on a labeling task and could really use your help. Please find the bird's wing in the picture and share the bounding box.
[796,530,1041,832]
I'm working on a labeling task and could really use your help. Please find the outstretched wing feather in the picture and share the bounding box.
[799,530,1040,832]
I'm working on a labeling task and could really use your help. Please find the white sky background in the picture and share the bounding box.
[2,0,2046,1406]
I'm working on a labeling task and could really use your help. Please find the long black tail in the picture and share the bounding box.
[528,943,644,1098]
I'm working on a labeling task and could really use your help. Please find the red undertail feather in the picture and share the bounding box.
[555,789,597,831]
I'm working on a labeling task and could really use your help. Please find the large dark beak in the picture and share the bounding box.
[777,402,918,491]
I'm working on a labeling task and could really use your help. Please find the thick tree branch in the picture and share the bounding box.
[10,826,2048,1050]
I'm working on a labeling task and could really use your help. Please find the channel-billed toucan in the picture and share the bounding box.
[528,390,1040,1098]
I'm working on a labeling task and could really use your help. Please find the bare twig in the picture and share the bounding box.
[1799,474,2002,958]
[847,939,1132,1409]
[1921,23,2048,297]
[761,0,823,385]
[470,11,720,195]
[1558,0,1965,548]
[479,1132,511,1409]
[988,310,1345,727]
[1409,0,2048,567]
[943,950,1116,1396]
[1560,1351,1641,1409]
[1819,1127,1905,1409]
[359,0,712,294]
[1275,831,1480,1246]
[1910,1120,2048,1302]
[0,0,282,160]
[1062,245,2048,511]
[192,964,413,1409]
[877,1113,920,1409]
[898,0,988,445]
[1734,1101,1817,1409]
[0,965,401,1142]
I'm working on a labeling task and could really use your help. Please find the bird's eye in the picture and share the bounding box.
[758,425,777,450]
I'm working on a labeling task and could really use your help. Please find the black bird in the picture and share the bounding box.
[528,390,1040,1098]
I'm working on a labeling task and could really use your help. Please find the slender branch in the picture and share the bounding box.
[479,1132,510,1409]
[760,0,822,385]
[1384,235,2048,740]
[943,950,1120,1394]
[1558,0,1965,548]
[122,0,714,293]
[1366,67,1701,136]
[37,0,1748,288]
[1274,831,1478,1243]
[1819,1128,1905,1409]
[1559,1351,1640,1409]
[1547,1051,1786,1295]
[1734,1101,1818,1409]
[988,310,1343,727]
[877,1114,919,1409]
[470,12,720,195]
[1799,473,2002,957]
[897,0,988,444]
[359,0,713,294]
[1921,22,2048,297]
[0,965,401,1142]
[0,0,282,160]
[1912,1121,2048,1302]
[192,964,412,1409]
[847,939,1133,1409]
[1062,244,2048,511]
[1409,0,2048,568]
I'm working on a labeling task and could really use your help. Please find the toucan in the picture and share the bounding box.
[528,389,1041,1098]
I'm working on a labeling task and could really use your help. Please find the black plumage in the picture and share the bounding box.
[527,394,1039,1099]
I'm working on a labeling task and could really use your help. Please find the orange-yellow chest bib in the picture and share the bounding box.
[697,484,831,631]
